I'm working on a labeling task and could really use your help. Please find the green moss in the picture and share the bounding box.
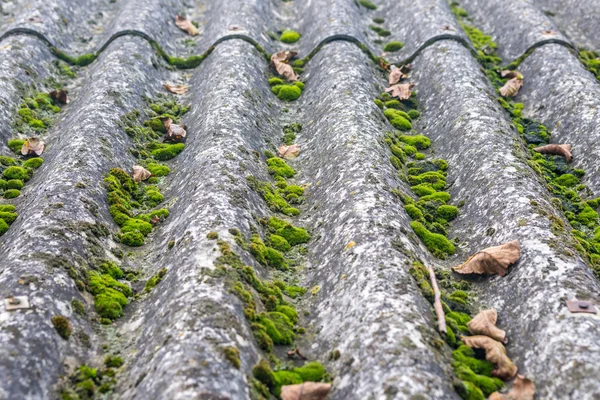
[104,355,123,368]
[0,211,18,224]
[3,166,28,180]
[438,205,459,221]
[259,312,295,344]
[383,41,404,52]
[224,346,241,369]
[358,0,377,10]
[409,172,446,190]
[7,139,25,153]
[268,77,285,86]
[120,231,145,246]
[0,156,15,166]
[293,81,305,90]
[452,345,494,376]
[145,268,167,292]
[51,315,72,339]
[407,109,421,119]
[455,365,503,396]
[253,360,276,390]
[277,85,302,101]
[71,299,86,316]
[249,234,288,270]
[274,223,310,246]
[399,134,430,149]
[6,179,24,190]
[269,234,291,252]
[122,219,153,236]
[374,98,384,109]
[146,163,170,177]
[454,380,485,400]
[207,231,219,240]
[411,184,436,197]
[22,157,44,169]
[284,285,306,298]
[267,157,295,178]
[419,191,451,203]
[3,189,20,199]
[280,30,301,44]
[404,204,424,220]
[411,221,455,257]
[150,143,185,161]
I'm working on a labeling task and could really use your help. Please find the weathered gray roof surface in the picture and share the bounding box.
[0,0,600,399]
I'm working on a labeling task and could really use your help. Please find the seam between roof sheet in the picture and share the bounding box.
[0,27,579,71]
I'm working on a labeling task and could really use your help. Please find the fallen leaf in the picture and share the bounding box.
[49,89,68,104]
[150,215,161,224]
[175,15,199,36]
[500,70,524,79]
[344,241,355,250]
[533,143,572,162]
[379,57,390,71]
[228,26,242,31]
[489,375,535,400]
[163,118,187,142]
[163,83,189,94]
[21,137,45,156]
[286,348,307,360]
[499,71,524,97]
[385,83,414,100]
[462,335,518,380]
[541,29,556,35]
[28,16,42,23]
[281,382,331,400]
[468,309,507,343]
[132,165,151,182]
[441,25,454,30]
[278,144,300,159]
[270,50,298,81]
[453,240,520,277]
[388,65,406,85]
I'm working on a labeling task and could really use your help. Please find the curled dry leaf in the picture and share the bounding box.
[21,137,45,156]
[163,118,187,142]
[278,144,300,159]
[500,70,524,79]
[379,57,390,71]
[132,165,151,182]
[468,309,507,343]
[489,375,535,400]
[388,65,406,85]
[150,215,161,224]
[462,335,518,380]
[344,241,356,250]
[453,240,520,277]
[499,71,524,98]
[163,83,189,94]
[175,15,199,36]
[533,143,572,162]
[270,50,298,81]
[385,83,414,100]
[280,382,332,400]
[49,89,68,104]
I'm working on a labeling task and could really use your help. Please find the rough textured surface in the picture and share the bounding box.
[533,0,600,51]
[1,0,600,399]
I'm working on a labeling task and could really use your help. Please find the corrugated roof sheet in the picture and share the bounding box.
[0,0,599,399]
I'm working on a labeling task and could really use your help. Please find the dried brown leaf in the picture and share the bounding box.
[500,70,524,79]
[468,309,507,343]
[28,16,43,23]
[533,143,572,162]
[175,15,199,36]
[499,76,524,97]
[163,118,187,142]
[441,25,454,30]
[163,83,189,94]
[132,165,151,182]
[150,215,161,224]
[379,57,390,71]
[385,83,414,100]
[280,382,332,400]
[388,65,406,85]
[278,144,300,159]
[462,335,518,380]
[228,26,242,31]
[21,137,45,156]
[489,375,535,400]
[49,89,68,104]
[453,240,520,276]
[541,29,557,35]
[344,241,355,250]
[270,50,298,81]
